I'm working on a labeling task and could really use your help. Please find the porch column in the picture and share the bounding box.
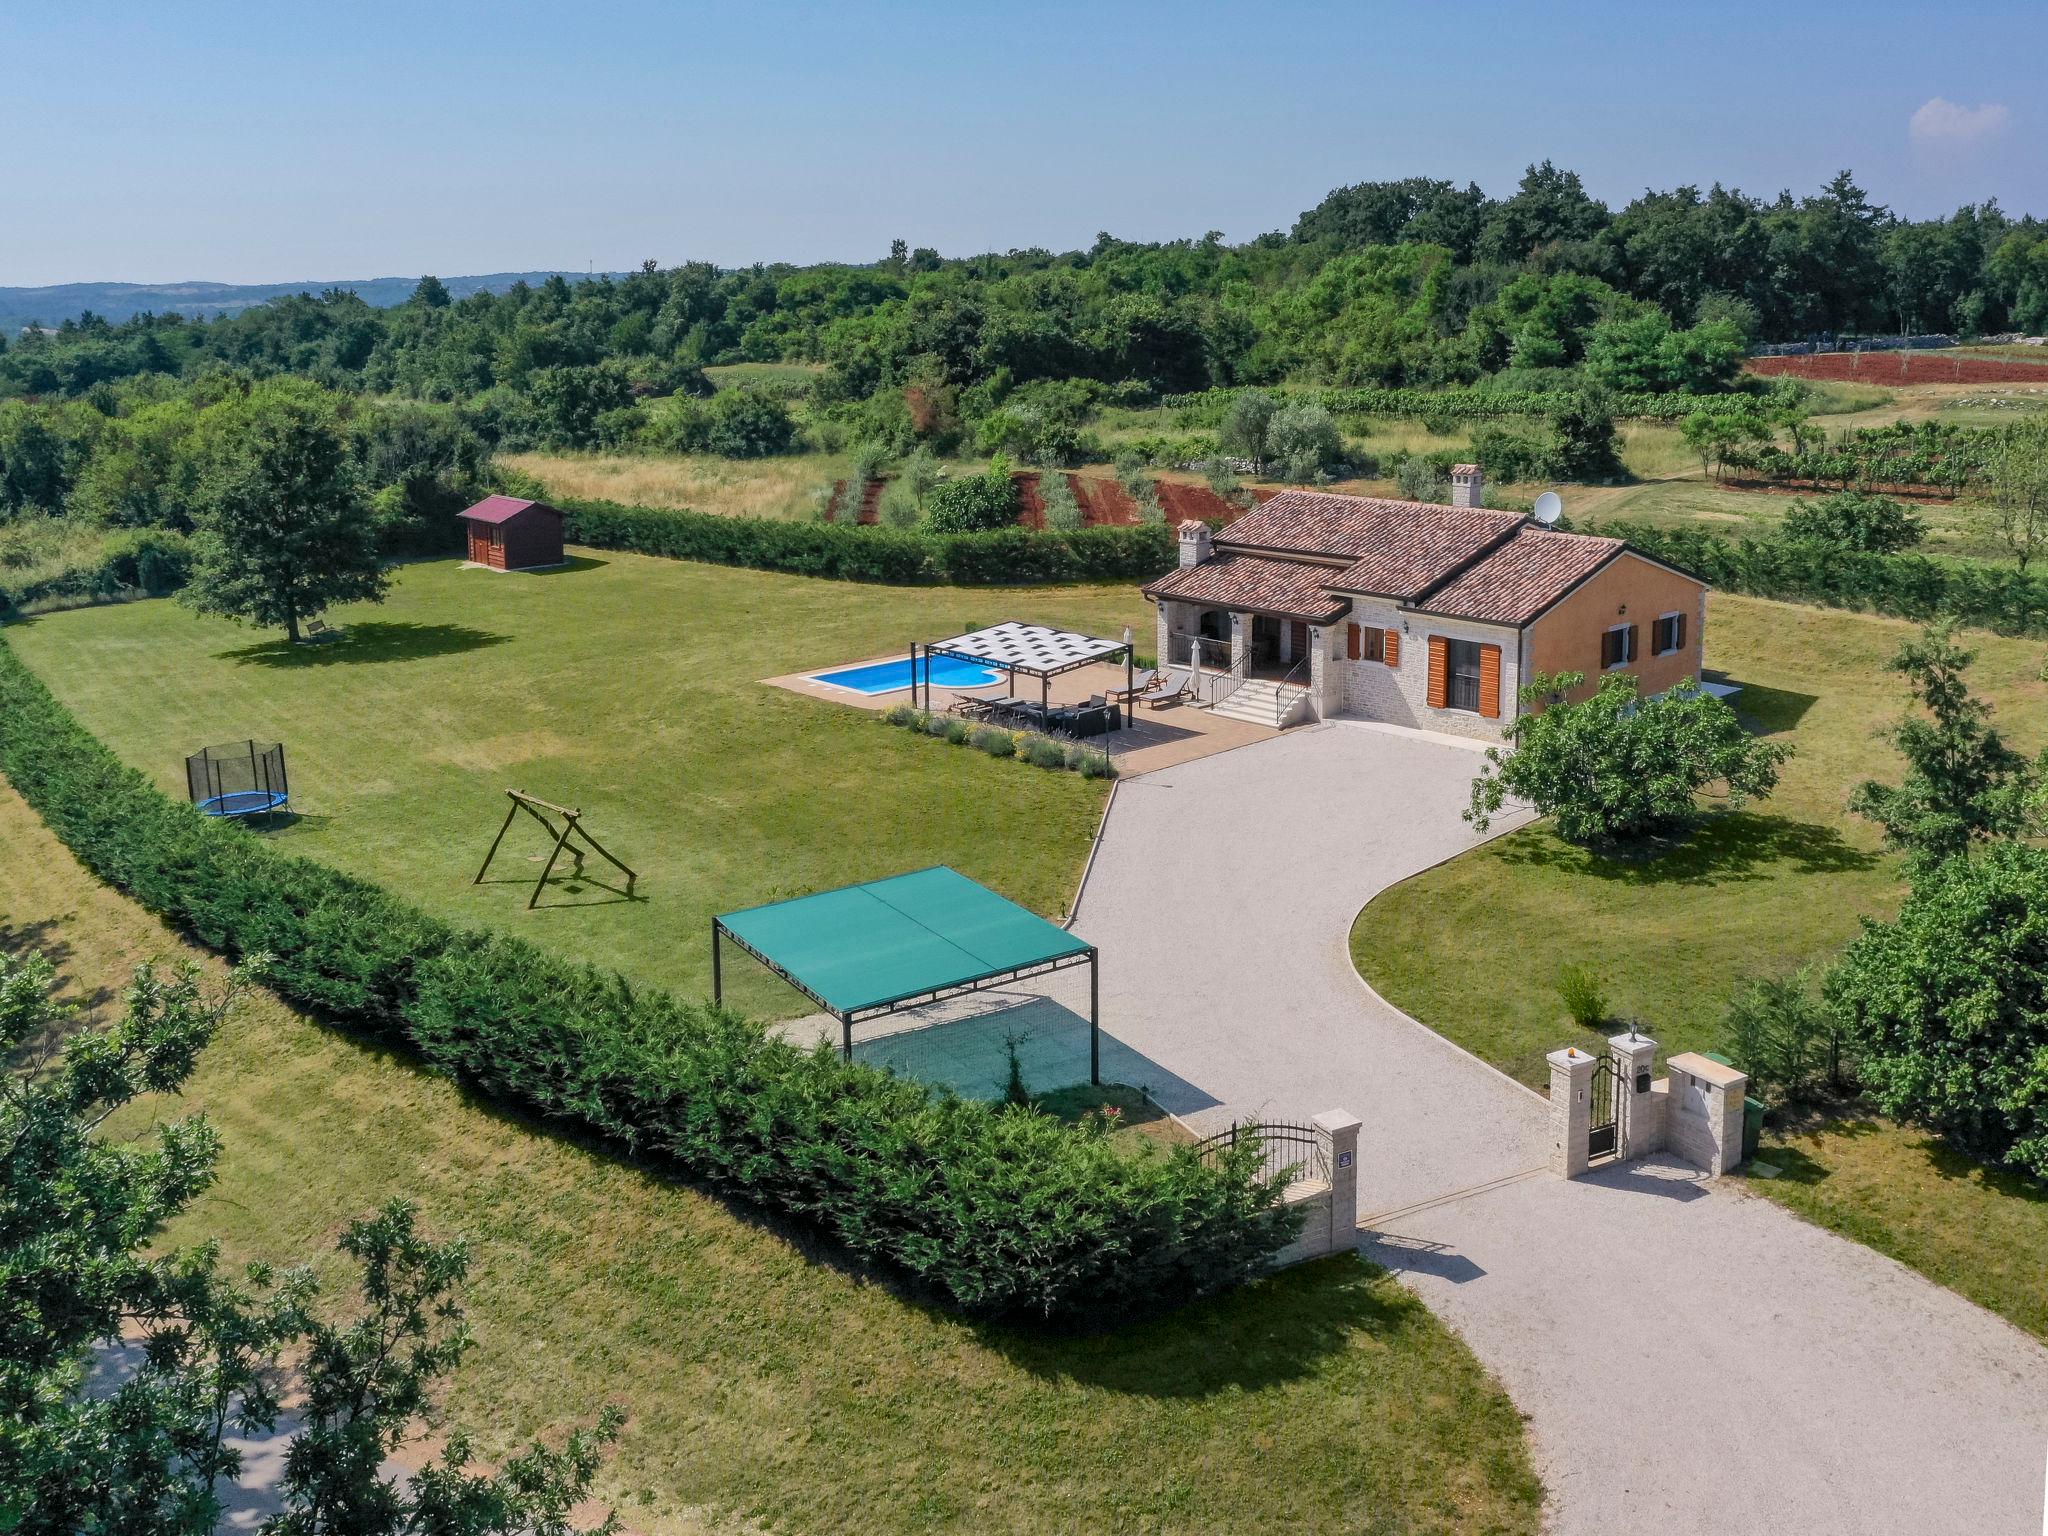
[1155,601,1170,674]
[1229,611,1248,673]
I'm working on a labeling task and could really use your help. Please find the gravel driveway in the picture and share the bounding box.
[1072,720,2048,1535]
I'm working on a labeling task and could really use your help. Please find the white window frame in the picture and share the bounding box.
[1652,611,1685,656]
[1602,622,1635,671]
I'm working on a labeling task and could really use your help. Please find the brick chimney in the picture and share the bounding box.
[1178,519,1213,568]
[1450,463,1484,509]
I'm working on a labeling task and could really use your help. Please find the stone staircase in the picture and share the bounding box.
[1207,678,1313,730]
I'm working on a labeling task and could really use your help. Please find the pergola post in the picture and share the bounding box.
[841,1012,853,1062]
[711,919,723,1006]
[1089,949,1100,1086]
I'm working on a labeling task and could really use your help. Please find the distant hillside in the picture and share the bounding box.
[0,271,625,334]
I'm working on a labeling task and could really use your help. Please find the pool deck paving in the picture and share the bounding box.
[1058,721,2048,1536]
[766,653,1281,775]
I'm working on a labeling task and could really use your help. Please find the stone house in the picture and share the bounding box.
[1139,466,1707,739]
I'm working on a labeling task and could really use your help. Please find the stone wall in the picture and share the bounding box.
[1334,597,1520,742]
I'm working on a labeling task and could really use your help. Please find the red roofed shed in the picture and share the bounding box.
[457,496,565,571]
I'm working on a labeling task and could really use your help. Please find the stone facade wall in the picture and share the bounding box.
[1333,597,1521,743]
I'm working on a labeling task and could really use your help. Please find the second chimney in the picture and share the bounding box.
[1450,463,1484,509]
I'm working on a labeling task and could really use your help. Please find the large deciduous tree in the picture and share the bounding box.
[1827,842,2048,1177]
[177,381,385,643]
[1466,672,1790,846]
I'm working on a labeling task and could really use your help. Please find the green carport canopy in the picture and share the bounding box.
[712,866,1100,1081]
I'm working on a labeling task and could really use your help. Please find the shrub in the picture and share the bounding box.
[1828,843,2048,1176]
[1467,672,1791,845]
[0,642,1293,1322]
[1394,455,1446,504]
[923,459,1019,533]
[941,716,970,744]
[1467,420,1556,484]
[1780,490,1925,554]
[1555,963,1609,1028]
[1265,401,1343,482]
[1076,749,1114,779]
[875,477,921,529]
[1036,470,1084,533]
[882,703,917,727]
[922,712,951,738]
[1025,736,1066,768]
[657,389,800,458]
[970,725,1015,758]
[1724,971,1838,1107]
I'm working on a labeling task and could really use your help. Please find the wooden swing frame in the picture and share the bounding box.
[473,789,638,909]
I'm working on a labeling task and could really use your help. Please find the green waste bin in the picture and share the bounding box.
[1700,1051,1766,1161]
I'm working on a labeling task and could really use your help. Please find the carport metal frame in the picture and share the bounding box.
[711,921,1101,1083]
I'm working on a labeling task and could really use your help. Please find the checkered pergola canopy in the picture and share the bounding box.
[927,621,1129,678]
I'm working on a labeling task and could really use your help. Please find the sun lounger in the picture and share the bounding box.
[1145,669,1193,709]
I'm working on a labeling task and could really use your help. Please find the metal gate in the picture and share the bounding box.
[1588,1051,1622,1160]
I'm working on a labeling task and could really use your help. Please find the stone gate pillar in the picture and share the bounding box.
[1547,1047,1598,1178]
[1608,1031,1664,1160]
[1314,1109,1362,1242]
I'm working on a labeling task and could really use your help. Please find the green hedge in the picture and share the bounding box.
[1601,520,2048,637]
[559,496,1178,585]
[0,643,1292,1320]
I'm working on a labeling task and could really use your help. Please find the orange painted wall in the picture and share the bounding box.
[1525,552,1706,704]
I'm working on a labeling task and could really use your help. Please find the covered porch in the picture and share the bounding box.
[1141,548,1348,728]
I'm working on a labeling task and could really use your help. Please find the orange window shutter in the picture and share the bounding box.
[1426,636,1447,708]
[1346,623,1361,660]
[1383,628,1401,668]
[1478,643,1502,719]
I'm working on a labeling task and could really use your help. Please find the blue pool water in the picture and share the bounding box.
[810,654,1004,695]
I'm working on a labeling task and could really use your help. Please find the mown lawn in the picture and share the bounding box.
[0,775,1544,1536]
[4,552,1150,1017]
[1354,592,2047,1089]
[1743,1111,2048,1344]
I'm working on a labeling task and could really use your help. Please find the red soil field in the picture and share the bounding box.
[1749,351,2048,386]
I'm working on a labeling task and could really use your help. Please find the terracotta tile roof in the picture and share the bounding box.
[1142,553,1352,624]
[1223,490,1524,596]
[457,495,560,525]
[1418,527,1626,624]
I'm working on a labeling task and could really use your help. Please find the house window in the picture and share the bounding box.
[1444,639,1483,711]
[1652,612,1686,656]
[1601,623,1637,669]
[1360,625,1385,662]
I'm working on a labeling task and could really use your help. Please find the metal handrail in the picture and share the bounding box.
[1191,1118,1331,1186]
[1260,653,1314,726]
[1198,648,1252,708]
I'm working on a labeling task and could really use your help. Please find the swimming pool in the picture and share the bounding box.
[810,654,1004,696]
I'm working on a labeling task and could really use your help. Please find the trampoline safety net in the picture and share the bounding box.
[186,739,289,818]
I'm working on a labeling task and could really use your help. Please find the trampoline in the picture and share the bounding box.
[186,740,290,819]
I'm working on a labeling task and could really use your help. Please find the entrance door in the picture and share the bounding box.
[1288,620,1309,660]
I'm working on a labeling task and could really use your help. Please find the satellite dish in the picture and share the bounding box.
[1532,491,1564,526]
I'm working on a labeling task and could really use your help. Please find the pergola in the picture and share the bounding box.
[712,866,1101,1082]
[912,620,1133,714]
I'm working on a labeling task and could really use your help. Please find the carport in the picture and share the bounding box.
[711,866,1102,1082]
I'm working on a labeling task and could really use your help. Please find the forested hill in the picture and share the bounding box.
[0,271,618,335]
[4,166,2044,416]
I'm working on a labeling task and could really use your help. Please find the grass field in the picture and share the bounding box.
[0,773,1544,1536]
[502,448,847,520]
[1353,593,2048,1088]
[2,552,1156,1018]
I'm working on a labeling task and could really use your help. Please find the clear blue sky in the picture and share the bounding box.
[3,0,2040,286]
